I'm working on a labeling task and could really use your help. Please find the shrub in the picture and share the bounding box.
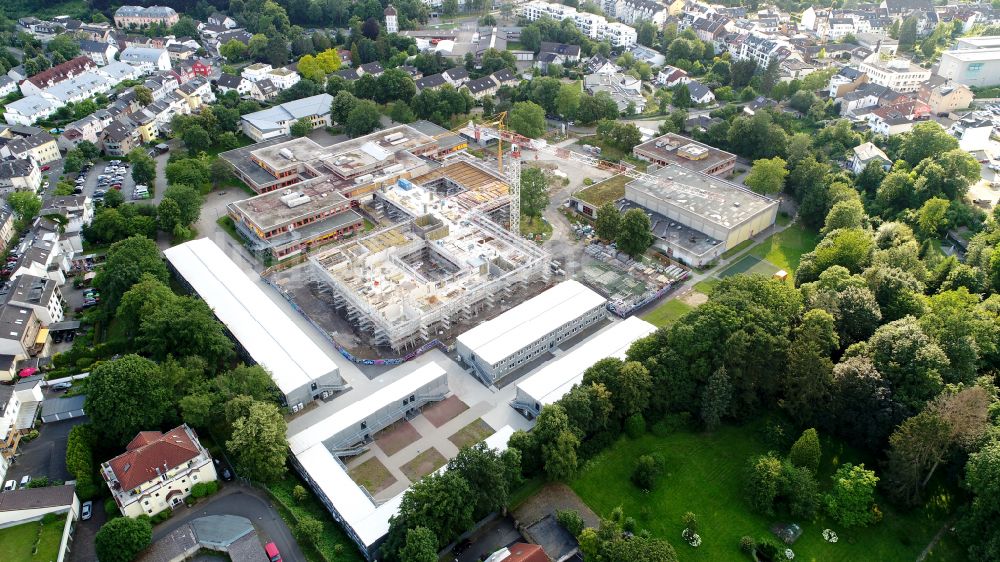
[651,413,691,436]
[21,429,39,443]
[105,497,121,518]
[623,516,637,533]
[739,535,755,554]
[755,538,780,561]
[292,484,308,503]
[556,509,585,537]
[631,453,665,490]
[583,178,594,185]
[190,481,219,499]
[681,511,698,533]
[745,453,782,515]
[150,510,172,524]
[296,516,323,546]
[789,428,822,474]
[624,413,646,438]
[27,476,50,488]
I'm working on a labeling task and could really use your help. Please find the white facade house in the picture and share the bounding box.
[239,94,333,142]
[0,485,79,562]
[512,316,656,416]
[5,274,65,325]
[519,1,638,48]
[858,58,932,93]
[384,5,398,34]
[79,40,118,66]
[850,142,892,174]
[2,96,57,126]
[119,47,171,74]
[164,238,345,408]
[0,158,42,194]
[456,280,608,383]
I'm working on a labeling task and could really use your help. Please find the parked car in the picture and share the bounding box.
[52,332,64,343]
[41,181,49,189]
[81,501,93,520]
[65,331,75,342]
[264,543,282,562]
[222,467,233,481]
[19,475,30,489]
[40,165,50,171]
[50,382,72,391]
[2,480,14,491]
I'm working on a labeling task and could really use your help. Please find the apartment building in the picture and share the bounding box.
[520,0,638,48]
[120,47,171,74]
[0,377,44,477]
[0,306,44,358]
[102,425,218,518]
[3,274,63,326]
[100,121,142,157]
[729,32,792,68]
[240,94,333,142]
[79,40,119,66]
[603,0,668,26]
[0,132,60,166]
[0,159,41,194]
[859,57,932,93]
[19,56,97,96]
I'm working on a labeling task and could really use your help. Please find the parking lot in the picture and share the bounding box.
[4,415,82,487]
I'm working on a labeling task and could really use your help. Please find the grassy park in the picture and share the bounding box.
[749,223,821,276]
[570,422,964,562]
[642,299,693,328]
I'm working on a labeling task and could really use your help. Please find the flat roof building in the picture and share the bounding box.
[164,238,345,408]
[240,93,333,142]
[938,47,1000,87]
[632,133,737,177]
[512,316,656,416]
[623,164,778,267]
[456,280,607,384]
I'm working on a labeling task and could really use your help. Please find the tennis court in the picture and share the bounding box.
[716,254,780,279]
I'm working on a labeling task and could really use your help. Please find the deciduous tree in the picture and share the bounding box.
[616,208,653,259]
[227,400,288,483]
[745,157,788,195]
[95,516,152,562]
[85,355,171,446]
[520,167,549,219]
[824,463,879,527]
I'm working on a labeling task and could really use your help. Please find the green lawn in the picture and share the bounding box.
[570,423,963,562]
[721,239,755,260]
[0,516,65,561]
[749,223,821,275]
[520,216,553,240]
[693,278,720,295]
[642,299,693,328]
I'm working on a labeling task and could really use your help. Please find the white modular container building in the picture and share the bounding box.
[455,280,608,383]
[512,316,656,416]
[164,238,344,408]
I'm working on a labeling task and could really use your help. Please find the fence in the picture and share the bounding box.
[258,275,447,366]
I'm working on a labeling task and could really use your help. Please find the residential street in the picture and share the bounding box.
[150,485,305,562]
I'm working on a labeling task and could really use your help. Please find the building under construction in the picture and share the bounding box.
[309,158,550,352]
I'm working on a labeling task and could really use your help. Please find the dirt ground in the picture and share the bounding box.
[347,457,397,495]
[423,395,469,427]
[679,290,709,307]
[400,448,447,481]
[375,420,422,457]
[512,483,601,528]
[448,418,495,449]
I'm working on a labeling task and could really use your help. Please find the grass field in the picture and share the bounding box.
[0,517,65,561]
[720,239,755,260]
[520,216,553,240]
[574,174,630,207]
[642,299,694,328]
[749,223,821,275]
[570,423,963,562]
[717,255,780,279]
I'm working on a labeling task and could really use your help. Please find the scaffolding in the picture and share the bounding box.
[309,157,550,352]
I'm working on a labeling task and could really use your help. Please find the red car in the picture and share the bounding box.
[264,542,282,562]
[40,165,50,171]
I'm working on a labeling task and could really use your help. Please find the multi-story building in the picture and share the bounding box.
[604,0,668,26]
[19,56,97,96]
[601,22,638,48]
[100,121,141,157]
[729,32,792,68]
[174,77,215,110]
[119,47,171,74]
[0,132,60,166]
[858,57,932,93]
[828,66,869,98]
[850,142,892,174]
[240,93,333,142]
[633,133,737,176]
[0,158,41,194]
[0,306,43,358]
[919,77,974,114]
[3,274,64,325]
[79,40,118,66]
[0,207,16,250]
[102,424,217,518]
[520,0,638,48]
[0,376,43,477]
[113,5,179,29]
[42,195,94,234]
[384,5,399,34]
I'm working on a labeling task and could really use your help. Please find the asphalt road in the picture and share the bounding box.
[151,485,306,562]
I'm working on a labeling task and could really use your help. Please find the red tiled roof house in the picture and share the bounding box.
[101,424,217,518]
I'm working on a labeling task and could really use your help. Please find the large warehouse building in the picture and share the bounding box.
[164,238,345,409]
[622,164,778,267]
[512,316,656,417]
[456,280,608,384]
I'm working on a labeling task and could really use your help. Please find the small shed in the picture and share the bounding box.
[773,269,788,282]
[40,395,86,423]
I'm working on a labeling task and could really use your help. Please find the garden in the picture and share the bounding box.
[0,513,66,562]
[569,420,963,561]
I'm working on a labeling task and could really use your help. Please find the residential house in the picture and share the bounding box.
[240,93,333,142]
[144,73,181,101]
[415,73,447,92]
[918,77,974,114]
[463,76,499,99]
[242,63,301,91]
[600,22,638,48]
[443,67,469,87]
[175,77,215,110]
[491,69,519,89]
[0,207,15,250]
[584,73,645,113]
[729,32,792,68]
[862,102,930,135]
[0,306,43,358]
[78,40,118,66]
[208,12,238,29]
[213,29,253,52]
[535,51,568,72]
[216,73,252,97]
[114,5,180,29]
[242,63,276,83]
[249,79,280,102]
[686,81,716,104]
[10,234,69,286]
[359,62,386,78]
[0,375,44,472]
[19,56,97,96]
[538,42,581,64]
[100,120,141,157]
[0,158,41,194]
[101,424,218,518]
[605,0,668,26]
[0,76,15,97]
[166,43,197,62]
[0,485,80,562]
[584,55,619,75]
[120,47,171,74]
[42,195,93,234]
[399,65,422,79]
[3,274,64,325]
[0,133,61,166]
[850,141,892,173]
[657,65,690,87]
[828,66,869,98]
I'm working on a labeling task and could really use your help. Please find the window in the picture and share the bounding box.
[969,63,984,72]
[361,421,367,429]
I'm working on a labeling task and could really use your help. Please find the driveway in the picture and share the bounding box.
[6,416,83,484]
[39,158,65,196]
[69,496,106,562]
[150,485,306,562]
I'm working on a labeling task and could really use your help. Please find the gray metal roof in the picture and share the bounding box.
[40,394,86,417]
